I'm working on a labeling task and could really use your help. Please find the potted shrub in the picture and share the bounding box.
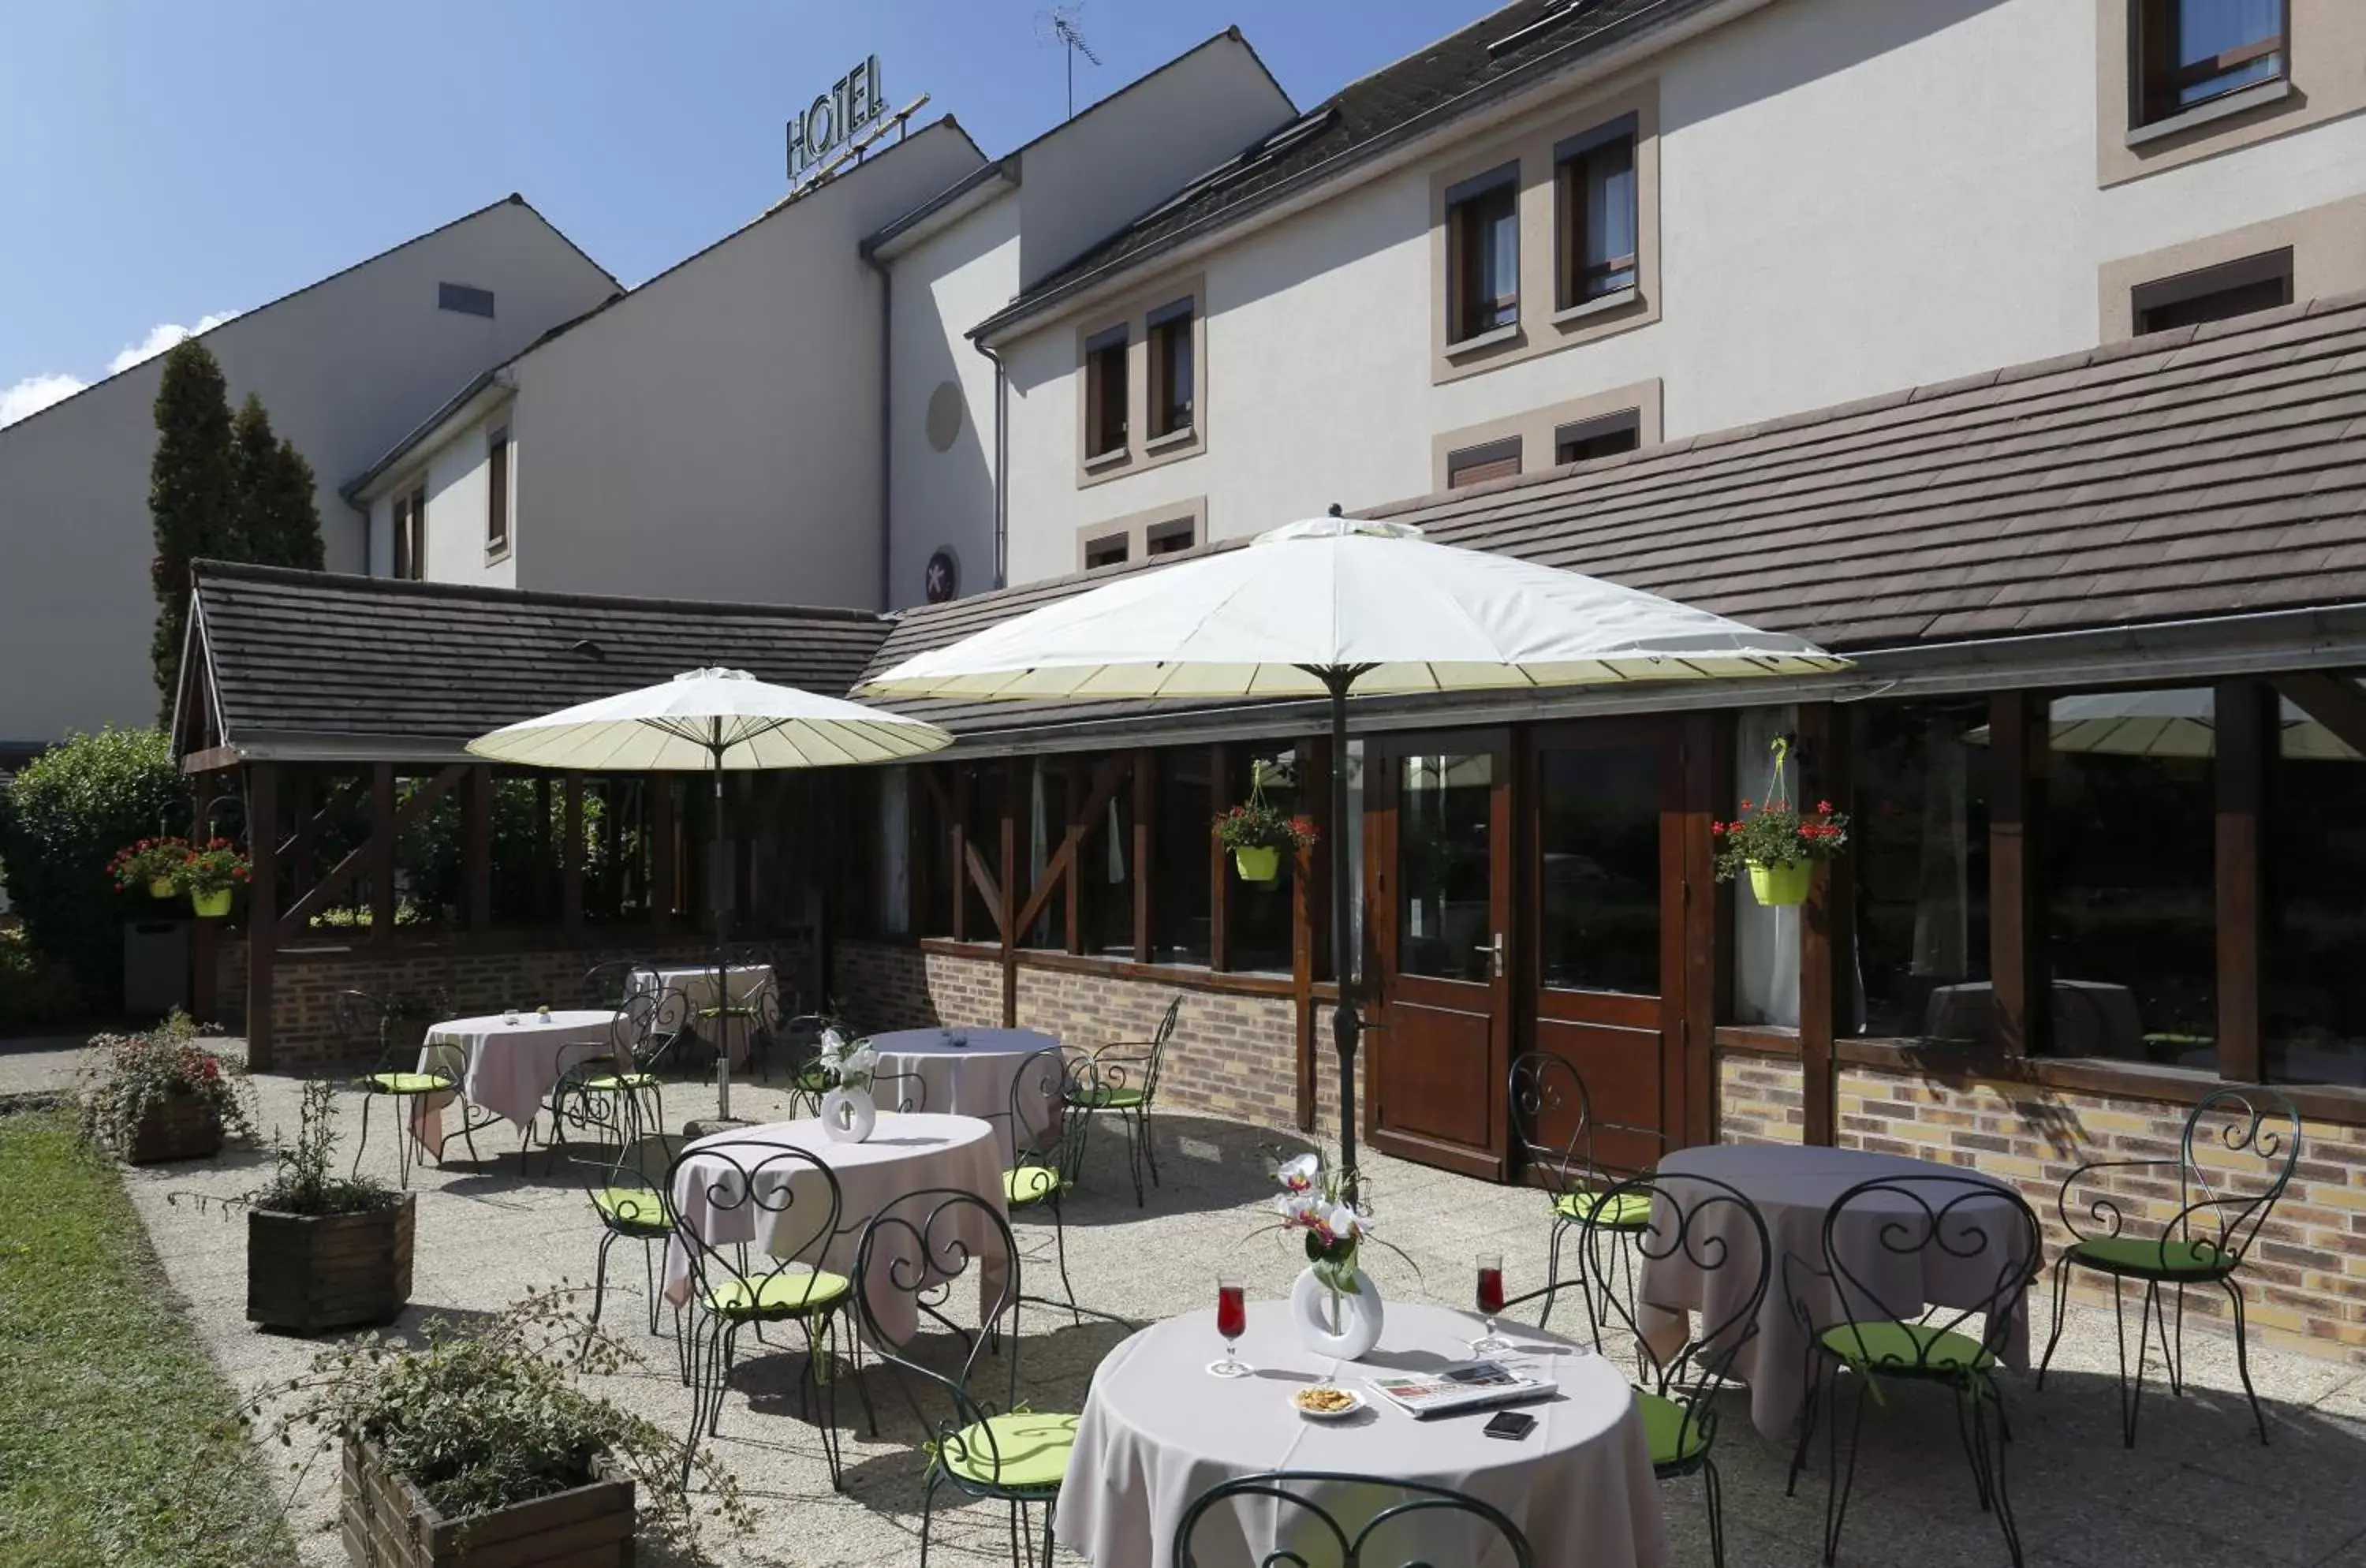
[173,835,250,918]
[107,834,190,898]
[1712,791,1850,907]
[192,1081,416,1334]
[77,1010,257,1164]
[256,1289,752,1567]
[1214,799,1318,885]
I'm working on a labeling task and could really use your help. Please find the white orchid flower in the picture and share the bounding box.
[1274,1152,1321,1193]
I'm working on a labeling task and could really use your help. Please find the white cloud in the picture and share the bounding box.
[106,311,241,375]
[0,373,88,427]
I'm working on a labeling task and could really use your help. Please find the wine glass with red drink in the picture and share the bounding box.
[1210,1274,1252,1377]
[1470,1251,1511,1356]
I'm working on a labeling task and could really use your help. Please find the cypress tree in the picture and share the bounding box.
[230,394,324,569]
[148,340,237,720]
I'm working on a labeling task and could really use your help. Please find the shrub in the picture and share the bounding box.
[76,1010,258,1155]
[0,925,82,1035]
[0,727,189,1012]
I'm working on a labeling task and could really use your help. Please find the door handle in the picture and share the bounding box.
[1476,931,1504,977]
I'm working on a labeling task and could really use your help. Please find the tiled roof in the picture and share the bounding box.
[983,0,1714,336]
[864,291,2366,738]
[184,562,893,760]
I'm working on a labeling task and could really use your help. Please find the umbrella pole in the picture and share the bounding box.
[711,740,732,1122]
[1324,669,1361,1199]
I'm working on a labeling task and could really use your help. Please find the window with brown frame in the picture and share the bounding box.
[1553,411,1640,465]
[1084,532,1129,571]
[1146,297,1195,441]
[1085,324,1129,461]
[2133,246,2293,334]
[486,427,510,554]
[1555,118,1638,308]
[2134,0,2286,126]
[393,485,427,581]
[1446,164,1521,343]
[1446,436,1522,488]
[1228,747,1304,975]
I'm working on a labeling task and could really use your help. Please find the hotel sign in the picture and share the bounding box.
[786,56,889,180]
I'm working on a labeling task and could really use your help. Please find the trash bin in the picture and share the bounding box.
[123,918,191,1016]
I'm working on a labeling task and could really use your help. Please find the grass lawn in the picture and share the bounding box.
[0,1105,296,1568]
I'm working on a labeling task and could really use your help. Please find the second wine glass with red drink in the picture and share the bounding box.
[1210,1273,1252,1377]
[1471,1250,1511,1356]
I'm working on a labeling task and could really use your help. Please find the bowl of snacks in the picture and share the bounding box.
[1291,1384,1364,1421]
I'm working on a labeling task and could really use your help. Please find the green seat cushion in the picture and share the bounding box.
[937,1410,1079,1491]
[582,1072,661,1092]
[1557,1189,1653,1227]
[1005,1166,1062,1206]
[703,1269,852,1317]
[1068,1086,1147,1109]
[698,1005,756,1020]
[591,1186,668,1231]
[363,1071,448,1095]
[1636,1389,1711,1467]
[2069,1235,2237,1279]
[1818,1320,1995,1376]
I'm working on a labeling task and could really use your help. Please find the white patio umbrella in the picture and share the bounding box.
[468,668,952,1120]
[863,513,1849,1182]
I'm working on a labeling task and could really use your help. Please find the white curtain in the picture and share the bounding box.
[1028,761,1052,946]
[878,767,910,935]
[1346,740,1368,984]
[1733,706,1800,1027]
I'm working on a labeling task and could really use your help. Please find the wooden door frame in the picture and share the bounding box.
[1367,726,1516,1179]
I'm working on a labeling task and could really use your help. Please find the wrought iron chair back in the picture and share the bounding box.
[868,1065,929,1114]
[332,988,396,1063]
[853,1187,1025,1488]
[1506,1049,1609,1201]
[2142,1087,2301,1267]
[631,984,698,1074]
[1803,1174,2042,1376]
[582,959,659,1012]
[1009,1045,1088,1180]
[550,1043,670,1217]
[1081,995,1180,1107]
[664,1136,845,1314]
[1584,1172,1767,1466]
[1173,1469,1536,1568]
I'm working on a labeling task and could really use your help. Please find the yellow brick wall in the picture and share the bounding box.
[1718,1050,1806,1144]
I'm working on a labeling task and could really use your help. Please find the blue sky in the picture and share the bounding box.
[0,1,1477,424]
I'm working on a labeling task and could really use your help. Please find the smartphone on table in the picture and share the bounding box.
[1481,1409,1537,1440]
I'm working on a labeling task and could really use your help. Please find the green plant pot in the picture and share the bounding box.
[1747,860,1813,907]
[1233,846,1282,884]
[191,887,234,919]
[147,877,174,898]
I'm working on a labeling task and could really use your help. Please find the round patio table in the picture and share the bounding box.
[1057,1301,1667,1568]
[412,1009,624,1158]
[1636,1144,2032,1440]
[629,963,773,1067]
[864,1026,1058,1155]
[659,1112,1009,1344]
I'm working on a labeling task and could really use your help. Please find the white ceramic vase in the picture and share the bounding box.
[1290,1264,1384,1361]
[820,1086,876,1143]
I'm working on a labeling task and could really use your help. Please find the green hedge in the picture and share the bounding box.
[0,729,189,1015]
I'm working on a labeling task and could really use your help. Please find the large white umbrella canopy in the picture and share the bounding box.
[864,515,1849,1182]
[468,669,951,1120]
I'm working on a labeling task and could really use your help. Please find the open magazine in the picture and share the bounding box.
[1365,1359,1555,1419]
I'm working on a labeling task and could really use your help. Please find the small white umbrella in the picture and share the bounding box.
[864,513,1849,1182]
[468,668,951,1120]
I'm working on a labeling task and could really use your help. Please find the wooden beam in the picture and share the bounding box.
[368,764,396,947]
[562,771,585,934]
[1133,748,1155,964]
[1796,703,1850,1146]
[1307,737,1334,982]
[950,766,968,943]
[652,776,677,924]
[1208,744,1232,973]
[246,763,278,1070]
[179,744,241,775]
[189,773,219,1024]
[1014,756,1130,947]
[1000,759,1019,1027]
[276,772,362,863]
[465,765,492,932]
[1065,756,1085,954]
[1990,691,2048,1058]
[278,765,465,936]
[2271,670,2366,757]
[1293,785,1316,1133]
[962,838,1008,943]
[2216,679,2265,1083]
[1681,711,1726,1151]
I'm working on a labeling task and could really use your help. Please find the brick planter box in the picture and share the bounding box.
[341,1438,635,1567]
[127,1092,224,1165]
[248,1194,415,1335]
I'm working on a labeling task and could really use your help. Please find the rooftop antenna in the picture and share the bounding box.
[1036,5,1102,120]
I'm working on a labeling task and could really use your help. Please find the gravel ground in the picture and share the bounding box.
[94,1047,2366,1568]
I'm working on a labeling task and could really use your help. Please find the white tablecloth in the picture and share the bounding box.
[1058,1301,1666,1568]
[866,1027,1058,1155]
[1638,1144,2033,1439]
[629,964,772,1067]
[413,1010,624,1158]
[660,1112,1008,1344]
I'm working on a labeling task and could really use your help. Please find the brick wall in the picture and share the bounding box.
[1718,1049,1805,1144]
[1836,1064,2366,1364]
[211,931,809,1067]
[832,940,1310,1137]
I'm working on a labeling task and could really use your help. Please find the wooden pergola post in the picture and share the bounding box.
[465,764,493,932]
[246,763,279,1070]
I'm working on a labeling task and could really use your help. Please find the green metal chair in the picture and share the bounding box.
[853,1187,1128,1566]
[1786,1174,2043,1568]
[549,1043,677,1339]
[340,988,480,1189]
[2037,1086,2301,1447]
[1174,1470,1536,1567]
[1065,995,1179,1206]
[1583,1171,1767,1568]
[1002,1044,1096,1325]
[1506,1049,1653,1347]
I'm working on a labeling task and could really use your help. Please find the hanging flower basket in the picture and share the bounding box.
[1232,846,1282,884]
[108,837,191,899]
[1213,795,1316,885]
[174,838,251,919]
[192,887,235,918]
[149,878,175,899]
[1714,736,1849,907]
